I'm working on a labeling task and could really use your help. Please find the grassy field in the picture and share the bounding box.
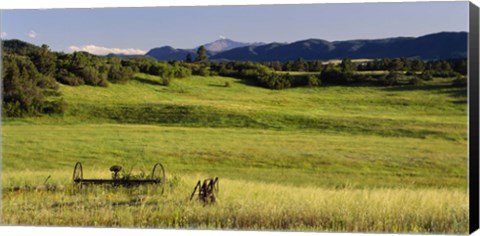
[1,73,469,233]
[322,59,374,65]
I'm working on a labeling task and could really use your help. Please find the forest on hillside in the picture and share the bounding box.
[2,39,468,117]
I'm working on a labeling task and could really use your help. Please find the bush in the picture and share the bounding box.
[420,71,433,81]
[409,76,424,86]
[381,71,402,86]
[320,68,353,85]
[41,99,67,114]
[193,67,210,77]
[211,61,271,80]
[56,69,85,86]
[307,75,320,87]
[431,70,460,78]
[141,61,192,79]
[108,65,134,84]
[258,73,291,90]
[57,75,85,86]
[173,66,192,78]
[351,74,371,84]
[452,76,467,87]
[218,66,236,76]
[405,71,415,76]
[2,54,57,117]
[162,77,172,86]
[79,66,108,87]
[224,82,231,88]
[3,101,26,117]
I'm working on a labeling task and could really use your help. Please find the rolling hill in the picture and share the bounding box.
[146,38,264,61]
[146,32,467,62]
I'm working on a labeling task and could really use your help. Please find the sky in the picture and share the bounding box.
[0,1,469,55]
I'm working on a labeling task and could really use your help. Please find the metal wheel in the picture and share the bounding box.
[73,162,83,182]
[213,177,219,193]
[151,163,166,194]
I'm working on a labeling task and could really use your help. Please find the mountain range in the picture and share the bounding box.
[146,32,467,62]
[146,38,264,61]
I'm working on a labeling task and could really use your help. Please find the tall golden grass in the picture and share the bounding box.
[2,174,468,233]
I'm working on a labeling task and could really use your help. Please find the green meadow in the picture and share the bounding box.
[1,73,469,233]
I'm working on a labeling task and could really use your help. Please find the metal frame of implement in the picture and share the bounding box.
[72,162,166,193]
[190,177,219,204]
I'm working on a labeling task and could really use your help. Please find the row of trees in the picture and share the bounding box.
[2,39,468,117]
[260,57,467,76]
[186,48,466,89]
[262,58,324,72]
[358,58,467,75]
[2,53,62,117]
[2,40,200,117]
[208,59,466,89]
[2,40,217,117]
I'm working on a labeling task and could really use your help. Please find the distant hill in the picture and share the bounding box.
[145,46,196,61]
[146,38,264,61]
[203,38,265,52]
[2,39,42,55]
[104,53,148,59]
[146,32,467,62]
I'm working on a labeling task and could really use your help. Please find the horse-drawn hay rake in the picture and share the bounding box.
[72,161,220,204]
[72,162,166,193]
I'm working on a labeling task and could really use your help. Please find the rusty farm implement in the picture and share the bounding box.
[190,177,219,205]
[72,162,166,193]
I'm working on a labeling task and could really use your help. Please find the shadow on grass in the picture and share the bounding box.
[235,79,264,87]
[50,199,160,209]
[443,88,468,98]
[452,100,467,104]
[382,84,450,92]
[133,76,163,86]
[382,84,467,98]
[208,84,228,88]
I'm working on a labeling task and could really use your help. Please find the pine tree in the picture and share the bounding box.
[185,53,193,63]
[195,46,208,63]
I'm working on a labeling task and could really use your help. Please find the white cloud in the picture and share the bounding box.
[68,44,146,55]
[28,30,37,38]
[219,35,226,39]
[0,32,6,39]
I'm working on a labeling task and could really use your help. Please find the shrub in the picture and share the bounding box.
[2,54,57,117]
[307,75,320,87]
[381,71,402,86]
[3,101,26,117]
[420,70,433,81]
[452,76,467,87]
[41,99,67,114]
[108,65,134,84]
[196,67,210,76]
[431,70,460,78]
[56,69,85,86]
[80,66,108,87]
[57,75,85,86]
[405,71,415,76]
[258,72,291,90]
[162,77,172,86]
[409,76,424,86]
[320,68,353,85]
[173,66,192,78]
[351,74,370,84]
[211,61,271,80]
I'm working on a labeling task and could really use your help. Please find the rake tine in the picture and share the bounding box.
[190,181,201,200]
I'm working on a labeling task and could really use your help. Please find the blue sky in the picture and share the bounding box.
[0,2,469,55]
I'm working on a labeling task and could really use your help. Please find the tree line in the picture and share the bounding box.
[261,57,467,76]
[2,40,467,118]
[2,40,199,117]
